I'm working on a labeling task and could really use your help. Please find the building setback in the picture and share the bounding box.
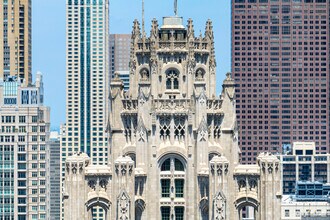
[109,34,131,91]
[232,0,329,163]
[0,0,32,85]
[0,74,50,220]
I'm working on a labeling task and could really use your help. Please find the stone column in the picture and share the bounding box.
[209,156,229,219]
[257,152,281,220]
[63,153,90,220]
[114,156,135,220]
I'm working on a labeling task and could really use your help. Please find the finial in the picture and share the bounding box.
[142,0,145,34]
[174,0,178,16]
[114,71,120,80]
[226,72,232,80]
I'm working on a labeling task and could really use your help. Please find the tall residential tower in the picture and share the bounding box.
[0,0,32,85]
[61,0,110,166]
[0,74,50,220]
[232,0,329,163]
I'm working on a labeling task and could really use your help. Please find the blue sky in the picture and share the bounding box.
[32,0,231,129]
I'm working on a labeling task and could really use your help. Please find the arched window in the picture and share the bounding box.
[161,158,171,171]
[159,156,186,219]
[166,69,179,90]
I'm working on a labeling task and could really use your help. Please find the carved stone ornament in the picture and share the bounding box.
[129,59,137,75]
[117,190,130,220]
[213,190,226,220]
[187,18,194,39]
[249,178,257,191]
[198,117,208,142]
[72,163,77,174]
[66,162,70,173]
[151,19,159,40]
[195,69,204,80]
[111,87,123,100]
[209,60,216,75]
[187,57,196,75]
[132,19,141,39]
[275,162,279,172]
[237,177,246,191]
[115,164,120,174]
[88,180,96,191]
[140,68,150,81]
[136,117,147,142]
[267,163,274,174]
[79,162,84,173]
[122,99,138,111]
[138,87,150,105]
[121,165,127,175]
[154,99,189,112]
[198,89,207,105]
[99,179,108,190]
[150,58,158,74]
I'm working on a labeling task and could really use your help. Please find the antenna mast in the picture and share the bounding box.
[174,0,178,16]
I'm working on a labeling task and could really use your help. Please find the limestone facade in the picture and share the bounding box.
[63,16,282,220]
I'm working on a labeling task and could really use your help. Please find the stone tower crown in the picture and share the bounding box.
[126,17,217,100]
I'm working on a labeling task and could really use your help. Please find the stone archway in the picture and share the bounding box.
[135,198,146,220]
[86,197,111,220]
[199,198,209,220]
[235,197,259,220]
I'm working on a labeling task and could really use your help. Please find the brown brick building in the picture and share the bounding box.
[232,0,329,163]
[0,0,32,85]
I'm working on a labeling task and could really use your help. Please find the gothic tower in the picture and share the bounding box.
[63,14,282,220]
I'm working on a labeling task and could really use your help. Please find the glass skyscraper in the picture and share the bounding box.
[62,0,109,167]
[61,1,109,219]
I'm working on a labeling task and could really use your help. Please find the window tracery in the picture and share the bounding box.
[174,115,185,141]
[123,116,137,144]
[207,115,222,141]
[214,116,222,139]
[166,69,179,90]
[159,115,171,140]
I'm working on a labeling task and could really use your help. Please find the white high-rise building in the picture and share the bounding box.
[61,1,109,219]
[61,0,110,169]
[0,74,50,220]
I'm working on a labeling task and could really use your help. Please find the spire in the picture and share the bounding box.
[142,0,145,35]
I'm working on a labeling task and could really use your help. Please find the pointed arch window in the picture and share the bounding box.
[166,69,179,90]
[160,156,185,198]
[161,158,171,171]
[160,156,186,219]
